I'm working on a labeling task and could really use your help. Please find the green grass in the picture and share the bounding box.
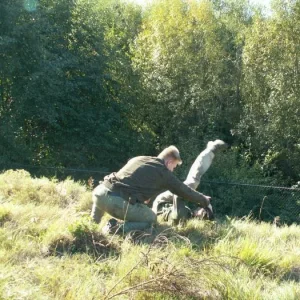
[0,170,300,299]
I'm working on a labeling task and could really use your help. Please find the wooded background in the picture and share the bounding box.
[1,0,299,188]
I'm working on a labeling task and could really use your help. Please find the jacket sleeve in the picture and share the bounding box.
[162,169,209,207]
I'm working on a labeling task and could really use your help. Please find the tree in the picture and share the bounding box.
[132,0,245,174]
[0,0,153,174]
[239,0,300,183]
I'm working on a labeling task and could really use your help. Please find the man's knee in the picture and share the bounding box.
[139,207,157,223]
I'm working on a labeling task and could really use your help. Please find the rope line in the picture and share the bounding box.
[202,180,300,192]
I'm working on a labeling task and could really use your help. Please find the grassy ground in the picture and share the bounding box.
[0,170,299,299]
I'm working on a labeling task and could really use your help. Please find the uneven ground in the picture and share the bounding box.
[0,170,300,299]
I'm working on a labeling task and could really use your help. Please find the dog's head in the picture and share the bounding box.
[193,205,214,220]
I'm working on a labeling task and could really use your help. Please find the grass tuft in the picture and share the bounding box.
[43,217,119,257]
[0,206,12,226]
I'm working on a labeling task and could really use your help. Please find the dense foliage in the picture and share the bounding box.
[1,0,299,185]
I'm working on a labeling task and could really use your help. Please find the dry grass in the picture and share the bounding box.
[0,170,300,299]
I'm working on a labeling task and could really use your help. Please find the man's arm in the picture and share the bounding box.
[163,170,210,207]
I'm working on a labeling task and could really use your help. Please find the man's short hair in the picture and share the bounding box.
[158,145,182,165]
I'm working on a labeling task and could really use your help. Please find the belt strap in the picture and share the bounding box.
[102,181,129,201]
[102,180,139,204]
[107,190,122,198]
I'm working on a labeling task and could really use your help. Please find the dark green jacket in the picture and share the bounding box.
[103,156,209,207]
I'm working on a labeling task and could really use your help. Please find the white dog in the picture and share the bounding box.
[152,139,227,220]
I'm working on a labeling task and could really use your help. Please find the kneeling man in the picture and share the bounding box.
[91,146,211,233]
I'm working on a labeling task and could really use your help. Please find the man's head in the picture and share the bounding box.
[158,145,182,172]
[206,139,228,153]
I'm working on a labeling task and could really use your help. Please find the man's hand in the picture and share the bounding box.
[203,195,211,207]
[144,199,151,205]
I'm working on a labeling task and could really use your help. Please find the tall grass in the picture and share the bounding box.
[0,170,300,299]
